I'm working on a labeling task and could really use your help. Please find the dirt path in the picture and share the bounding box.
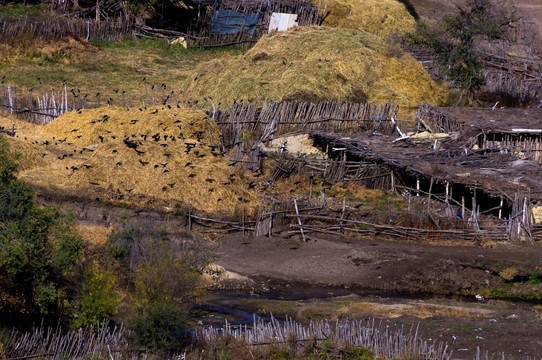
[218,234,542,295]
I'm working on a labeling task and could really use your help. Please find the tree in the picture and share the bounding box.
[0,136,83,324]
[408,0,516,102]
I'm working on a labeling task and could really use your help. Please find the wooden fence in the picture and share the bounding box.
[482,69,542,104]
[214,100,400,145]
[185,0,324,48]
[0,16,133,42]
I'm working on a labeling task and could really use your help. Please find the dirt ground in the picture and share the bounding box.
[213,233,542,357]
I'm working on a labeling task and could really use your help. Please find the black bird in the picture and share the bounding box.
[159,162,168,167]
[154,164,159,169]
[58,154,67,160]
[188,173,196,178]
[82,164,93,169]
[139,159,149,166]
[112,149,118,153]
[70,166,79,171]
[42,140,50,145]
[163,169,169,173]
[247,181,255,189]
[167,183,175,188]
[71,128,79,132]
[205,178,215,183]
[141,134,147,140]
[185,162,192,167]
[116,161,122,166]
[135,149,145,156]
[152,133,160,141]
[197,154,205,158]
[164,153,171,158]
[126,188,133,192]
[160,143,168,148]
[99,135,104,142]
[123,138,139,149]
[130,119,138,124]
[208,188,214,192]
[76,135,82,139]
[150,109,158,114]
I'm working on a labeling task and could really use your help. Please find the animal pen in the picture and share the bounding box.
[182,0,325,47]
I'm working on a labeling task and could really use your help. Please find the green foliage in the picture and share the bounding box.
[406,0,515,96]
[72,266,120,329]
[0,3,46,19]
[129,302,192,351]
[529,272,542,285]
[0,136,83,321]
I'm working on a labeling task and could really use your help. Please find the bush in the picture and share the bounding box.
[73,266,120,329]
[129,302,192,352]
[0,136,83,323]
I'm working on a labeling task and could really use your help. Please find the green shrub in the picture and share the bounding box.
[129,302,192,352]
[73,266,120,329]
[0,136,83,322]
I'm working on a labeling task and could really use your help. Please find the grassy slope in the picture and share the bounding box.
[0,36,245,105]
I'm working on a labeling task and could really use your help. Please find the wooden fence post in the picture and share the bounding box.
[294,198,306,242]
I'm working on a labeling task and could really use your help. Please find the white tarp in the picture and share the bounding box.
[268,13,298,32]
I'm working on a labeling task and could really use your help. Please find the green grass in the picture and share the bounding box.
[0,3,47,19]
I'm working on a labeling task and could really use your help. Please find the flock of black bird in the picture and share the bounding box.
[30,107,263,200]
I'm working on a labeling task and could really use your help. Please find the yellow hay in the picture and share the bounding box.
[180,26,445,109]
[0,116,46,170]
[15,107,258,214]
[319,0,417,36]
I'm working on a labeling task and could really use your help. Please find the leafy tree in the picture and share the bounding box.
[408,0,516,102]
[0,136,83,324]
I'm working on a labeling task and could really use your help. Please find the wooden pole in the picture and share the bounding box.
[416,177,420,197]
[242,195,245,237]
[340,196,346,233]
[309,171,314,205]
[498,196,503,219]
[461,196,465,221]
[294,199,306,242]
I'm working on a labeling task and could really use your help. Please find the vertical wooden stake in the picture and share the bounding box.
[498,196,503,219]
[309,171,314,205]
[390,171,395,193]
[294,199,306,242]
[416,177,420,197]
[320,190,326,210]
[461,196,465,221]
[339,196,346,232]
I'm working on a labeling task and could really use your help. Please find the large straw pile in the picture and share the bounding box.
[319,0,417,36]
[6,107,258,213]
[180,27,444,109]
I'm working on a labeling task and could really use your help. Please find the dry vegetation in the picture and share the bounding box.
[319,0,417,36]
[1,107,259,214]
[180,26,446,108]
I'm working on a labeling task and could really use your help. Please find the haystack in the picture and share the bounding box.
[319,0,417,36]
[180,27,444,109]
[13,107,258,214]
